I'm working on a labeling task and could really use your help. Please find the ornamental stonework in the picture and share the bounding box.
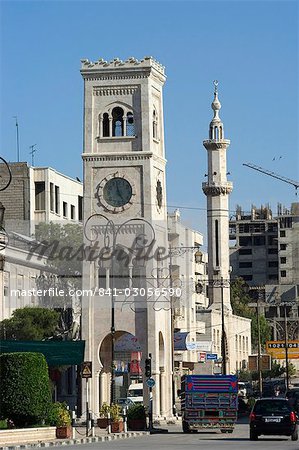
[93,86,139,96]
[202,184,233,196]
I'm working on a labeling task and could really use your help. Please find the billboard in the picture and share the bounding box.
[266,341,299,359]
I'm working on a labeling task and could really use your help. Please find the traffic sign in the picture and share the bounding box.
[266,340,299,359]
[146,377,155,388]
[82,361,92,378]
[198,352,206,363]
[206,353,218,360]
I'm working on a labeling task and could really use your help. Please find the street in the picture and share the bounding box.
[66,423,299,450]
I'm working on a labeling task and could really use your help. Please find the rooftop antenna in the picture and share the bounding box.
[29,144,37,166]
[13,116,20,162]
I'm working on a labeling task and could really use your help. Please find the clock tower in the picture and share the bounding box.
[80,57,172,418]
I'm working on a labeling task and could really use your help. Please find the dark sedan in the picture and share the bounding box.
[249,398,298,441]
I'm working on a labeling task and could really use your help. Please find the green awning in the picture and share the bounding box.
[0,340,85,366]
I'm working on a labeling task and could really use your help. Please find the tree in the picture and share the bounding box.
[230,277,271,351]
[0,352,52,427]
[251,314,271,351]
[34,222,83,338]
[230,277,253,318]
[34,222,83,283]
[0,307,60,340]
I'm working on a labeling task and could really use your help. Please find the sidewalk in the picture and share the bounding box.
[0,426,149,450]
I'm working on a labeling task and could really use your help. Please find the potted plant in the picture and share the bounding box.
[127,404,146,430]
[98,402,110,428]
[50,402,72,439]
[110,403,124,433]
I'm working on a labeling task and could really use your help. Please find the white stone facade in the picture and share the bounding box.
[80,57,173,418]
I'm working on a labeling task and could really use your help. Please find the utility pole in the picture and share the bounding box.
[29,144,37,166]
[13,116,20,162]
[220,277,227,375]
[248,289,264,397]
[256,297,263,397]
[169,245,177,416]
[284,303,289,391]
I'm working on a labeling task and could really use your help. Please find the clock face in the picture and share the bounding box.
[103,177,132,207]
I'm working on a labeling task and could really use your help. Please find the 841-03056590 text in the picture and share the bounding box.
[94,287,182,297]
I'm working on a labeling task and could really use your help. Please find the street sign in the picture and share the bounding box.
[266,341,299,359]
[198,352,206,363]
[146,377,155,388]
[206,353,218,361]
[82,361,92,378]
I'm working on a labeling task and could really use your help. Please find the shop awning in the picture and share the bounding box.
[0,340,85,366]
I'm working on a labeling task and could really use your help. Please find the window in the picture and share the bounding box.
[111,247,130,289]
[239,262,252,268]
[268,223,278,232]
[239,236,252,246]
[78,196,83,221]
[280,243,287,250]
[280,257,286,264]
[280,230,286,237]
[112,107,124,136]
[101,106,135,138]
[239,224,250,233]
[55,185,60,214]
[269,274,278,280]
[239,248,252,255]
[268,235,277,246]
[63,202,68,218]
[71,205,75,220]
[50,182,54,212]
[268,248,278,254]
[268,261,278,267]
[35,182,45,210]
[253,236,265,246]
[102,113,109,137]
[153,109,158,139]
[126,112,135,136]
[242,275,253,281]
[281,270,287,278]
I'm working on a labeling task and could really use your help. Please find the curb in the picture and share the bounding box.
[0,431,150,450]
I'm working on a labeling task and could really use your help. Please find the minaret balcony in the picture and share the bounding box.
[202,181,233,196]
[203,139,230,150]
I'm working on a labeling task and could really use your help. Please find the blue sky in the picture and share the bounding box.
[0,0,298,235]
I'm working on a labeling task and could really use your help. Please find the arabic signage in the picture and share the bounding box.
[266,340,299,359]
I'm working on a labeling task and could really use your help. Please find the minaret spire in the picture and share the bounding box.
[209,80,224,140]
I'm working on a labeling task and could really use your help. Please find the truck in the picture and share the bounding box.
[181,374,238,433]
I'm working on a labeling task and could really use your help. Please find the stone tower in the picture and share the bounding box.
[202,82,233,311]
[80,57,172,418]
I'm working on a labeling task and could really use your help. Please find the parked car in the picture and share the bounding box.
[249,398,298,441]
[116,398,135,408]
[286,389,299,412]
[238,382,247,398]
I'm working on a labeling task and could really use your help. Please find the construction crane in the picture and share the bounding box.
[243,162,299,193]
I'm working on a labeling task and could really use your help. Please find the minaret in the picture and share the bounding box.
[202,81,233,311]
